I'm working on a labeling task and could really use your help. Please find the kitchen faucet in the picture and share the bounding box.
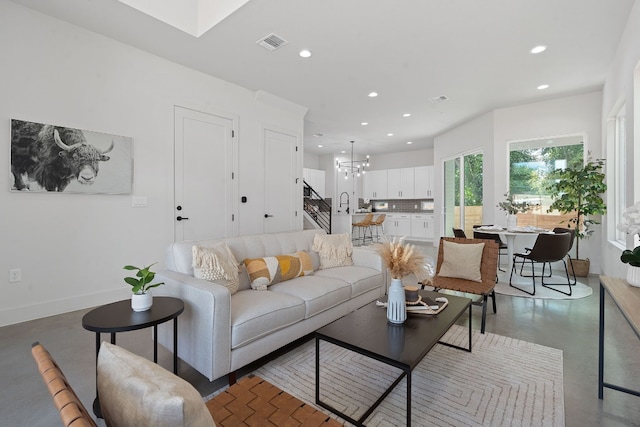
[339,192,350,214]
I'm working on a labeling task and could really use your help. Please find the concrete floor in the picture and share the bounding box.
[2,251,640,426]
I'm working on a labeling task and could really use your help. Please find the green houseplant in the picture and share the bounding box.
[617,202,640,286]
[547,157,606,276]
[124,263,164,311]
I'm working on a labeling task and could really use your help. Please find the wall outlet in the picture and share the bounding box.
[414,204,417,209]
[9,269,21,283]
[392,205,396,209]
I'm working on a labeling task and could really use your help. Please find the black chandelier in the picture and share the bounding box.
[335,141,370,179]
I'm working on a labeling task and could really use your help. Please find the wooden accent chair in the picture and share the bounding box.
[425,237,499,334]
[31,342,97,427]
[352,212,374,246]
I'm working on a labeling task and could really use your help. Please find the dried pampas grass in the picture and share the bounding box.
[373,237,428,280]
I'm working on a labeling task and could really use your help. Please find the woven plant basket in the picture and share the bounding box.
[569,258,590,277]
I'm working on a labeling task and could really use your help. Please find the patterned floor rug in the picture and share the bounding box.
[251,325,565,426]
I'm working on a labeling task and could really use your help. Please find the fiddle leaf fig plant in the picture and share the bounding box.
[124,263,164,294]
[547,157,606,260]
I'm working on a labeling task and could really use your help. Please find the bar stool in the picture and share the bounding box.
[352,213,374,246]
[371,214,386,242]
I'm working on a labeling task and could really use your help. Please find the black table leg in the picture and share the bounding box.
[173,317,178,374]
[153,325,158,363]
[468,304,473,352]
[315,335,320,405]
[93,332,103,418]
[406,370,412,427]
[598,283,605,399]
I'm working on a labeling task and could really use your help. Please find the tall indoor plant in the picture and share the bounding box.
[547,157,606,276]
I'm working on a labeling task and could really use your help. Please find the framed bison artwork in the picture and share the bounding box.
[10,119,133,194]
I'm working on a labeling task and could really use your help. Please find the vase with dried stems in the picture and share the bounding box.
[374,237,428,324]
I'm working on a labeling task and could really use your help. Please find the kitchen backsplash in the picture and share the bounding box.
[358,198,433,213]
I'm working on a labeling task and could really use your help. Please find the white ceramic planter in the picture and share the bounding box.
[506,214,517,231]
[131,291,153,311]
[626,265,640,287]
[387,278,407,324]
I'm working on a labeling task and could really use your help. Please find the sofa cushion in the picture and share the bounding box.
[269,276,351,318]
[312,233,353,269]
[244,251,314,290]
[230,290,306,349]
[314,266,382,298]
[192,243,240,294]
[97,342,215,427]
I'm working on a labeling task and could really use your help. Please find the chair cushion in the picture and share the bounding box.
[97,342,216,427]
[244,251,314,290]
[438,240,485,282]
[311,233,353,269]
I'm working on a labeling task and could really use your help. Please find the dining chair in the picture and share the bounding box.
[517,227,577,285]
[452,228,467,238]
[509,232,573,296]
[473,224,508,271]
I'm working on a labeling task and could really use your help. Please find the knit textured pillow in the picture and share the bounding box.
[437,240,485,282]
[244,251,314,290]
[311,233,353,269]
[192,242,240,294]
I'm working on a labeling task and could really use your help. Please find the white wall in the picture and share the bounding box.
[434,92,603,265]
[601,0,640,278]
[0,1,305,326]
[365,148,434,171]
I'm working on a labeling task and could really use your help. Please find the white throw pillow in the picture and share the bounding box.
[192,242,240,294]
[437,240,485,282]
[312,233,354,269]
[97,342,216,427]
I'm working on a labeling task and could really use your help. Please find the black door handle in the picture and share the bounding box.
[264,214,274,218]
[177,216,189,221]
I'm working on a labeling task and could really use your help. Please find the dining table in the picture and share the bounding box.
[474,225,553,273]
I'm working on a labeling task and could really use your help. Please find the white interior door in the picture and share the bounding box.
[263,129,299,233]
[174,106,235,241]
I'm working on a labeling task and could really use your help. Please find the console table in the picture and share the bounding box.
[598,276,640,399]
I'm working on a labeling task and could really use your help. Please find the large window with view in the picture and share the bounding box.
[508,135,584,229]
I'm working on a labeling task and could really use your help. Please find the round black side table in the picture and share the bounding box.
[82,296,184,417]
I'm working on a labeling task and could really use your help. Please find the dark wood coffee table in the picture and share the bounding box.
[314,290,471,427]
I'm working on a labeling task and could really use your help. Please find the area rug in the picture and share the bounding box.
[251,325,565,427]
[496,272,593,300]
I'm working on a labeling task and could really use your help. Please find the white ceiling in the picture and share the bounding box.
[8,0,636,156]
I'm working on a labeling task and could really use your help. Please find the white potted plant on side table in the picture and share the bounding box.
[124,263,165,311]
[617,201,640,287]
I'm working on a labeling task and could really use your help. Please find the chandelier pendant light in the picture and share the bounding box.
[335,140,370,179]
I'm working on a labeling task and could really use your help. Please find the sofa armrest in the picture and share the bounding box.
[352,246,383,271]
[154,270,232,381]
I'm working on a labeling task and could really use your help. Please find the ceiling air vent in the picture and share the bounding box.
[257,33,288,51]
[428,95,449,104]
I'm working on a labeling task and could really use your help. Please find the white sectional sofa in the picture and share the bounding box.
[155,229,385,383]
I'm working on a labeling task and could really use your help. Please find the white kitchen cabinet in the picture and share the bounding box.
[411,214,434,239]
[387,168,414,199]
[414,166,434,199]
[303,168,325,198]
[385,213,411,237]
[363,170,387,199]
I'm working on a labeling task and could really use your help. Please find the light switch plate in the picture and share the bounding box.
[132,196,148,207]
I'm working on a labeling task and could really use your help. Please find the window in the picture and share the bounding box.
[507,135,584,228]
[607,103,626,246]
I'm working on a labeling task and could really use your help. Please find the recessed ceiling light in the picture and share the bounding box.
[299,49,312,58]
[361,122,368,126]
[407,141,413,145]
[341,150,346,153]
[537,84,550,90]
[530,45,547,54]
[387,133,394,137]
[368,92,378,98]
[403,113,411,117]
[317,144,323,148]
[313,133,323,137]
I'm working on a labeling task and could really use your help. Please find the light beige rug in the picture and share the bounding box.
[252,325,565,426]
[496,271,593,300]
